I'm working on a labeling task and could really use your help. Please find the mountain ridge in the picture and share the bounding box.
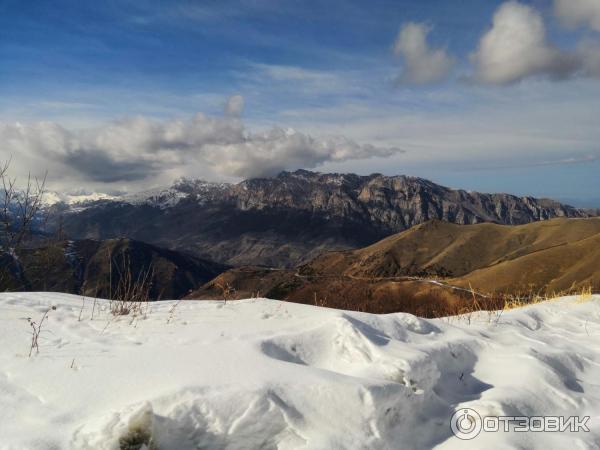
[52,170,589,267]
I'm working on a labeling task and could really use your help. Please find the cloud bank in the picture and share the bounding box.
[393,23,455,85]
[0,97,403,186]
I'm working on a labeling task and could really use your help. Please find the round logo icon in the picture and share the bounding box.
[450,408,482,440]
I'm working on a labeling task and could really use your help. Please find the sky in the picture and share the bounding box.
[1,0,599,206]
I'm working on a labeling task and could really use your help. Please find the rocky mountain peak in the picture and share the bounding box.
[55,170,590,267]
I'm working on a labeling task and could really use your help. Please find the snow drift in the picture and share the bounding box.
[0,293,599,449]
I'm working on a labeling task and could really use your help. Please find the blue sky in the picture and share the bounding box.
[1,0,599,205]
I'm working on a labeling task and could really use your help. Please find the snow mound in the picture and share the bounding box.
[0,293,599,449]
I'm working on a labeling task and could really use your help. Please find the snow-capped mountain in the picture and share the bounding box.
[48,170,589,267]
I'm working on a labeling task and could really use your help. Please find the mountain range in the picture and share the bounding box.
[51,170,589,268]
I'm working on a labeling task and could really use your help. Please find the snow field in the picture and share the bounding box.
[0,293,599,449]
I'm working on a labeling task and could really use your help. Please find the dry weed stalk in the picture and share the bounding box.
[167,299,183,324]
[576,286,593,303]
[91,296,98,320]
[27,306,56,357]
[216,281,234,304]
[78,296,85,321]
[313,292,327,307]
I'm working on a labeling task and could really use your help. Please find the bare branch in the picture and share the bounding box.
[0,159,47,252]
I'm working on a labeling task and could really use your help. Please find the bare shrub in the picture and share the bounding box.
[285,275,511,318]
[0,159,47,292]
[109,252,154,318]
[1,158,47,252]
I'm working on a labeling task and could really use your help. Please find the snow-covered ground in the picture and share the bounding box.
[1,293,599,450]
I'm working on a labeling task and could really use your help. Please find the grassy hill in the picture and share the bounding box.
[308,218,600,281]
[190,218,600,315]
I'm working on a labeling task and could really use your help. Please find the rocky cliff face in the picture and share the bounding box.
[228,170,580,227]
[55,170,587,267]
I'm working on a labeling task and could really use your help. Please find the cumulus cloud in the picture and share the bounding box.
[471,1,580,85]
[393,22,455,85]
[555,0,600,31]
[0,100,403,186]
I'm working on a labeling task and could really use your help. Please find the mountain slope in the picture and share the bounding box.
[453,232,600,293]
[309,217,600,279]
[189,218,600,314]
[305,217,600,293]
[54,171,588,267]
[0,239,228,299]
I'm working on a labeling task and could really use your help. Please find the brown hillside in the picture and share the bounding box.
[453,232,600,294]
[190,218,600,316]
[306,218,600,280]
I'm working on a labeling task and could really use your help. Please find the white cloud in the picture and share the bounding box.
[224,95,244,117]
[471,1,580,85]
[253,64,336,83]
[272,76,600,179]
[200,129,401,179]
[393,22,455,85]
[578,39,600,77]
[0,111,403,187]
[555,0,600,31]
[244,63,363,97]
